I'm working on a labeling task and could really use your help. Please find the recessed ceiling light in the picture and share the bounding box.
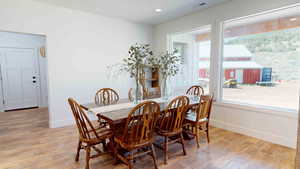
[155,8,162,13]
[199,2,207,6]
[290,18,297,21]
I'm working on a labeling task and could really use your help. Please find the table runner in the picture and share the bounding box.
[89,97,165,114]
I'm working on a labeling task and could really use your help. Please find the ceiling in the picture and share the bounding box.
[34,0,231,25]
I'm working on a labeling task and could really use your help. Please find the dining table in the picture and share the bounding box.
[81,95,201,126]
[80,95,201,157]
[81,95,200,141]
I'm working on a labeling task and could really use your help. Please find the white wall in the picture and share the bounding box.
[0,0,153,128]
[211,103,298,148]
[153,0,299,148]
[0,31,48,109]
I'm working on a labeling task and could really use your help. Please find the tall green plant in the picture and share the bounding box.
[120,43,153,102]
[149,50,180,79]
[121,43,153,78]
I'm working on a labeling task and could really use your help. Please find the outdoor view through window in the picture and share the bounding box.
[222,10,300,110]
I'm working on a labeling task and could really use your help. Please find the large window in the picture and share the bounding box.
[169,26,211,94]
[221,7,300,110]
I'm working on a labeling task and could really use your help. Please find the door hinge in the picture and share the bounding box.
[2,100,5,105]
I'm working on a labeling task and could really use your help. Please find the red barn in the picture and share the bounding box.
[198,45,262,84]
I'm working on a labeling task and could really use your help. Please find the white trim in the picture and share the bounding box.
[167,25,211,37]
[49,113,97,128]
[166,25,212,53]
[0,55,4,112]
[36,47,43,107]
[214,101,298,119]
[210,21,224,101]
[218,21,224,101]
[0,29,45,37]
[166,34,172,53]
[210,119,296,148]
[224,3,300,24]
[50,118,74,128]
[218,5,300,111]
[34,48,42,107]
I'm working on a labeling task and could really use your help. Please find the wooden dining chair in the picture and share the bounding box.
[68,98,113,169]
[155,96,190,164]
[186,85,204,112]
[128,87,149,101]
[95,88,119,127]
[183,95,213,148]
[186,85,204,96]
[114,101,160,169]
[95,88,119,105]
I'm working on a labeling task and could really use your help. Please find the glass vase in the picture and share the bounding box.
[133,74,143,104]
[160,77,169,100]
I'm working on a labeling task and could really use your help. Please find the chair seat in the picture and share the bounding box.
[114,135,153,150]
[185,113,208,123]
[83,127,113,144]
[156,127,182,137]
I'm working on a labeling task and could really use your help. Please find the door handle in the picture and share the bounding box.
[32,76,36,79]
[33,81,36,83]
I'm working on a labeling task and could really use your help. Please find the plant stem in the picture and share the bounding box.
[135,64,139,103]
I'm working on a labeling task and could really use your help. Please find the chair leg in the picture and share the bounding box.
[164,136,168,165]
[114,144,119,164]
[128,151,133,169]
[101,140,107,151]
[85,145,91,169]
[206,128,210,143]
[180,133,186,155]
[151,144,158,169]
[75,140,82,161]
[195,127,200,148]
[128,162,133,169]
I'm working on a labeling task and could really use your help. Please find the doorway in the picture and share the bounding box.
[0,31,48,112]
[168,26,211,94]
[236,69,244,84]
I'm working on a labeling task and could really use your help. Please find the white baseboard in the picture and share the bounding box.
[49,115,97,128]
[210,119,296,149]
[49,119,74,128]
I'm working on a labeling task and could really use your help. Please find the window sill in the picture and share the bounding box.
[213,101,298,119]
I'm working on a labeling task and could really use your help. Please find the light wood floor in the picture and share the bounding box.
[0,108,296,169]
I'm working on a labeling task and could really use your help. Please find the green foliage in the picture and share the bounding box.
[121,43,153,78]
[121,44,180,80]
[225,27,300,53]
[150,49,180,79]
[225,27,300,80]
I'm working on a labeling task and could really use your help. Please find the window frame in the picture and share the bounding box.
[216,4,300,113]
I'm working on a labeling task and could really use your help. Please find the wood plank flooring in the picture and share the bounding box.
[0,108,296,169]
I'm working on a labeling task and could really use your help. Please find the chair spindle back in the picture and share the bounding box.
[121,101,160,145]
[68,98,99,141]
[95,88,119,105]
[158,96,190,133]
[196,95,213,122]
[186,85,204,97]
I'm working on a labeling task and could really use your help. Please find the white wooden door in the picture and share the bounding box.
[236,69,244,84]
[0,48,39,110]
